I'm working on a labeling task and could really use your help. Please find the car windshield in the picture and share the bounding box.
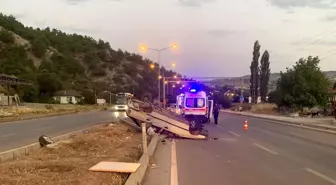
[116,96,127,105]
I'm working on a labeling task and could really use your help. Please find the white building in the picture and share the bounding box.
[53,90,83,104]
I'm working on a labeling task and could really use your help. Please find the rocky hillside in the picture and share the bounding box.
[0,14,178,103]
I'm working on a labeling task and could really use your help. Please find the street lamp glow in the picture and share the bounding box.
[172,63,176,68]
[158,75,162,79]
[174,75,177,78]
[177,81,180,84]
[172,44,177,49]
[172,85,176,88]
[150,64,155,69]
[164,81,168,84]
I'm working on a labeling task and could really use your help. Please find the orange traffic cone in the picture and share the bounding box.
[244,120,248,130]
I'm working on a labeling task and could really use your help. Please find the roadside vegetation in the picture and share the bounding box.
[0,123,142,185]
[214,40,335,117]
[0,104,105,122]
[0,13,180,104]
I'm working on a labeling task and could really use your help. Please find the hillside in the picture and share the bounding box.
[204,71,336,92]
[0,14,178,103]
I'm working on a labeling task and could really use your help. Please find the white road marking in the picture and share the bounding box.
[35,126,50,131]
[0,133,16,138]
[305,168,336,184]
[289,132,306,138]
[171,140,179,185]
[253,143,278,155]
[229,131,241,137]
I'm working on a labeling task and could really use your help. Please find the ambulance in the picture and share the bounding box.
[183,88,212,123]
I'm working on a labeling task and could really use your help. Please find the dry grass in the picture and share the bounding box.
[230,103,278,115]
[251,103,278,114]
[0,104,106,123]
[0,123,143,185]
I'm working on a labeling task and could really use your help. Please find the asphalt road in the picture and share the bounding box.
[0,110,127,152]
[143,112,336,185]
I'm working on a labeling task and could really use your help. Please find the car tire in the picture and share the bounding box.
[38,135,55,147]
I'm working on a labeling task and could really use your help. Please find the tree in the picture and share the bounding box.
[275,56,330,108]
[37,73,62,94]
[260,50,270,102]
[0,29,15,44]
[250,40,261,103]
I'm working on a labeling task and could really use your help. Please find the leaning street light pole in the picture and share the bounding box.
[141,44,177,107]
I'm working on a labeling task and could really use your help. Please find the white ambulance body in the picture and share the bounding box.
[183,90,209,123]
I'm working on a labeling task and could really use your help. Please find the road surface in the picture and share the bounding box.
[143,112,336,185]
[0,111,127,152]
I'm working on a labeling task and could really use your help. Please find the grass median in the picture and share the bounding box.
[0,123,142,185]
[0,103,107,123]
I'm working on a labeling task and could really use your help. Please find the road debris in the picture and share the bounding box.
[89,161,141,173]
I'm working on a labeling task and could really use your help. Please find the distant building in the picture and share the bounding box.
[53,90,83,104]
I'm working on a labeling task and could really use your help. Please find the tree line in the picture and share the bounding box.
[248,40,334,110]
[0,13,180,104]
[249,40,271,103]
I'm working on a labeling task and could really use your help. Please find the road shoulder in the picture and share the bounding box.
[221,110,336,133]
[142,139,172,185]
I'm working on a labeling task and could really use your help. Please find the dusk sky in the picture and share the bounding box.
[1,0,336,77]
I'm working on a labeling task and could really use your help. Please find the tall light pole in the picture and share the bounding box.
[141,44,177,107]
[103,90,112,105]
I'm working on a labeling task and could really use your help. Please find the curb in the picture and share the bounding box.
[0,110,102,125]
[222,110,336,135]
[0,122,109,163]
[124,134,160,185]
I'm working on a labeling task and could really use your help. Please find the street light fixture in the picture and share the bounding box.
[139,44,178,107]
[150,63,155,69]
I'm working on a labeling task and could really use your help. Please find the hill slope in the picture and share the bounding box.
[204,71,336,91]
[0,14,177,103]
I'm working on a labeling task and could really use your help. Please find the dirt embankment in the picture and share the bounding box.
[230,103,278,115]
[0,123,142,185]
[0,103,107,123]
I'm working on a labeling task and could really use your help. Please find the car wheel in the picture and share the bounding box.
[38,135,55,147]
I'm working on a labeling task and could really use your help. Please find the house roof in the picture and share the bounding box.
[0,74,31,85]
[54,90,82,97]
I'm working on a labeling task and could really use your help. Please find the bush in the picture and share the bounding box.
[275,56,331,108]
[0,29,14,43]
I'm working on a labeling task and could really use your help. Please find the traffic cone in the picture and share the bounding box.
[244,120,248,130]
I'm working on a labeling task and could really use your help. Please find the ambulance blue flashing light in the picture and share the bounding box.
[190,89,196,92]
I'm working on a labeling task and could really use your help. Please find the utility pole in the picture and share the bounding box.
[163,76,166,108]
[140,44,177,107]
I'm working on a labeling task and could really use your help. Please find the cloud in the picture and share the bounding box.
[65,0,89,5]
[177,0,215,7]
[282,19,296,23]
[207,29,237,38]
[292,39,336,47]
[285,9,295,14]
[64,0,121,5]
[267,0,336,9]
[324,14,336,21]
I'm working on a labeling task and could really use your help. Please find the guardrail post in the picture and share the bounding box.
[141,122,148,157]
